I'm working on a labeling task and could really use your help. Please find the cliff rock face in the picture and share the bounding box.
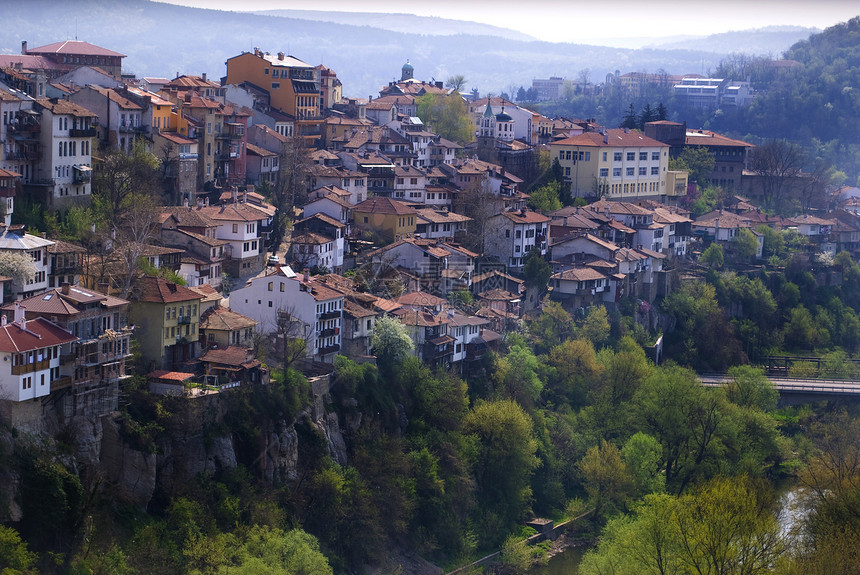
[264,420,299,484]
[99,417,158,507]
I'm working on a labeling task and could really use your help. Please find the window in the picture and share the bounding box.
[652,151,660,161]
[639,167,647,175]
[602,152,608,161]
[651,167,659,175]
[613,168,621,177]
[614,152,622,161]
[271,82,280,89]
[232,224,238,233]
[640,152,648,161]
[627,152,635,161]
[584,152,591,161]
[599,168,609,177]
[627,167,635,176]
[268,282,273,291]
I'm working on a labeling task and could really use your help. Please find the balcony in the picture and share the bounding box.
[215,130,243,141]
[11,359,50,375]
[69,128,97,138]
[319,310,341,320]
[177,315,191,325]
[318,343,340,355]
[8,122,40,134]
[51,376,72,390]
[216,151,240,161]
[319,328,336,338]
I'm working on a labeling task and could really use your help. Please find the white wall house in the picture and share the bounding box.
[0,308,76,402]
[229,266,345,363]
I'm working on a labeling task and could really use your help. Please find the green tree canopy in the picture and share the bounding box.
[416,93,473,144]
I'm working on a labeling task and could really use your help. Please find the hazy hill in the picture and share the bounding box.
[0,0,813,98]
[251,9,537,42]
[646,26,818,55]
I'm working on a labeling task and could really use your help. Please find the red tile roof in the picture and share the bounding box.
[554,128,667,148]
[352,196,417,215]
[133,276,204,304]
[28,40,125,58]
[0,317,76,352]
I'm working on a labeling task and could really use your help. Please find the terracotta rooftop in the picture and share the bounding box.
[133,276,204,304]
[0,317,77,353]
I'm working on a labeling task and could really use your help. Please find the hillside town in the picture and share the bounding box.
[0,39,854,427]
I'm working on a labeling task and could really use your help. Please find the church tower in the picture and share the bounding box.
[401,60,414,81]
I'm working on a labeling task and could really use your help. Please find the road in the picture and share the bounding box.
[699,374,860,396]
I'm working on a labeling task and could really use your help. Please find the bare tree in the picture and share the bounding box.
[445,74,467,92]
[114,195,161,298]
[268,135,311,251]
[454,179,500,254]
[749,140,806,212]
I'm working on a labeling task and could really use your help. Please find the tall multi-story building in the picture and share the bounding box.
[230,266,344,364]
[127,276,204,371]
[5,284,133,419]
[22,40,125,79]
[224,49,322,141]
[550,129,670,201]
[30,98,97,209]
[644,121,754,192]
[0,306,76,406]
[68,85,146,154]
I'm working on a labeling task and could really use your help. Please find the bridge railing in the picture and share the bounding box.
[699,373,860,395]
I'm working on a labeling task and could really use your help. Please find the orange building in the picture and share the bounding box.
[224,49,321,141]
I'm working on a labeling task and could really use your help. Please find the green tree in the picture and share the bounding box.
[527,181,562,213]
[465,399,539,544]
[416,93,473,144]
[528,301,573,353]
[725,365,778,411]
[622,432,666,496]
[578,440,634,517]
[370,315,414,374]
[579,305,610,347]
[733,228,760,260]
[670,146,717,186]
[756,224,786,259]
[632,366,725,493]
[92,140,161,223]
[0,525,37,575]
[523,251,552,290]
[700,243,724,268]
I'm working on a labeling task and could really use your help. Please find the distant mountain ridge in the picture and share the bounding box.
[251,9,537,42]
[645,25,818,54]
[0,0,818,97]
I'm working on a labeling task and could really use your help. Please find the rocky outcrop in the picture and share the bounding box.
[99,417,157,508]
[264,420,299,485]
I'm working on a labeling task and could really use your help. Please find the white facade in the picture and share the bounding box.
[229,267,344,362]
[37,103,96,208]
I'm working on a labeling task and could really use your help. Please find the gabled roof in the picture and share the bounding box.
[553,128,667,148]
[551,267,607,281]
[494,209,550,225]
[200,306,257,331]
[133,276,203,304]
[28,40,125,58]
[352,196,417,215]
[0,317,77,353]
[35,98,97,118]
[199,346,261,369]
[554,233,620,253]
[396,291,448,308]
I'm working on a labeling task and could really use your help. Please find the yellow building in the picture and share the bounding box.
[550,129,670,201]
[127,276,204,371]
[351,197,417,243]
[224,49,321,140]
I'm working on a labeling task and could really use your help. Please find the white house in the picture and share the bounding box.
[485,208,550,271]
[0,225,54,300]
[229,266,345,363]
[0,306,76,402]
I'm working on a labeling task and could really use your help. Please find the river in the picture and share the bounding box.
[529,546,583,574]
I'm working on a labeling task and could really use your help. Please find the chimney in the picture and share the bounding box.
[1,315,6,327]
[61,282,70,295]
[624,128,629,134]
[13,301,24,324]
[184,197,189,208]
[520,207,527,216]
[204,197,209,206]
[21,41,27,55]
[97,282,110,295]
[242,191,247,203]
[278,52,285,61]
[197,197,204,209]
[604,132,609,144]
[202,72,207,82]
[232,187,238,204]
[303,269,310,282]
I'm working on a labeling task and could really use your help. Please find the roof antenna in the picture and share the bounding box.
[75,17,78,40]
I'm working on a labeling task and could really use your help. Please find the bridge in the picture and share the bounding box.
[699,373,860,399]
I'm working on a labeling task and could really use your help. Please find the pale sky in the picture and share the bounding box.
[156,0,858,44]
